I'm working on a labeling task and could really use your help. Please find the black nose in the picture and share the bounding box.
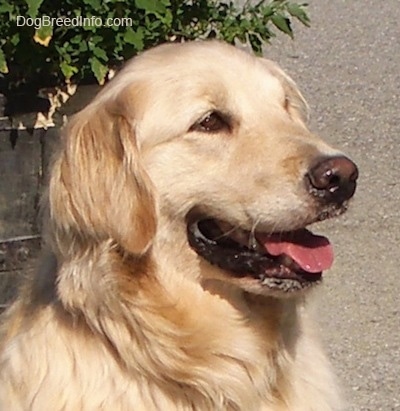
[306,156,358,204]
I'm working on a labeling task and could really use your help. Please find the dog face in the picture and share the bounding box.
[50,41,358,297]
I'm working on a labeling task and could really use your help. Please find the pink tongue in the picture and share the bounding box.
[259,229,334,274]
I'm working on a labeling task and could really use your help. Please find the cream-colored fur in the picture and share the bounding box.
[0,41,346,410]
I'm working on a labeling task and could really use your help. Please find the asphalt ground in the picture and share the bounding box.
[264,1,400,409]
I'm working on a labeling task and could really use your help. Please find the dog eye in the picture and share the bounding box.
[192,112,228,133]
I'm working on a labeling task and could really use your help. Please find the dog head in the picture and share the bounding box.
[49,41,358,297]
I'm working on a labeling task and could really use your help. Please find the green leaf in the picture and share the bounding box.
[92,46,108,61]
[70,35,83,44]
[135,0,167,15]
[34,25,53,47]
[89,35,103,44]
[25,0,44,18]
[287,3,310,27]
[79,41,88,53]
[123,28,144,50]
[60,61,78,80]
[260,5,274,19]
[271,14,293,38]
[90,56,108,85]
[0,2,13,13]
[240,19,252,30]
[10,33,20,47]
[83,0,102,11]
[0,48,8,74]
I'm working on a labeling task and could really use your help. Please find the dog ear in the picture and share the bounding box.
[48,98,157,257]
[259,58,310,124]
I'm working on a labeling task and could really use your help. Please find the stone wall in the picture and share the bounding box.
[0,115,58,310]
[0,85,100,310]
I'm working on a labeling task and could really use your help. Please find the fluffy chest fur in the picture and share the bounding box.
[0,279,341,411]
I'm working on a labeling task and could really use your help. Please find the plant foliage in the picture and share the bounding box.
[0,0,309,89]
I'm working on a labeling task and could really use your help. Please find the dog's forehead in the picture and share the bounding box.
[125,42,286,102]
[107,42,291,147]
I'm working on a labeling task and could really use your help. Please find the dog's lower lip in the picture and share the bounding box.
[186,217,326,287]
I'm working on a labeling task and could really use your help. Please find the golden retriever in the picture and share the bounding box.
[0,41,358,411]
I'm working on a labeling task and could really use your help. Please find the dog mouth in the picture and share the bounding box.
[187,217,333,291]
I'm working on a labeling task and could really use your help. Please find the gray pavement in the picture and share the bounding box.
[265,1,400,410]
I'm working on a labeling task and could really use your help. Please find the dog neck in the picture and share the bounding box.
[24,216,312,409]
[139,217,307,407]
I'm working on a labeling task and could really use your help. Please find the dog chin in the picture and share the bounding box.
[198,259,322,299]
[233,275,321,298]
